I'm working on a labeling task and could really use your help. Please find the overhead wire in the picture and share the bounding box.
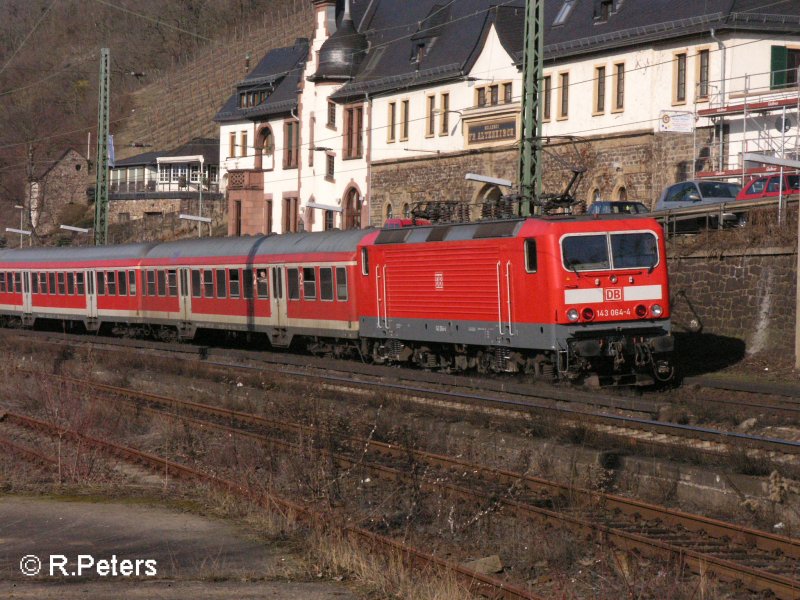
[0,0,59,78]
[0,0,794,169]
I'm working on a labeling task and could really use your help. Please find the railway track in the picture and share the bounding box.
[0,409,542,600]
[8,329,800,468]
[14,375,800,598]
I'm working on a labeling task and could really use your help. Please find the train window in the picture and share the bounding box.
[167,270,178,297]
[31,273,39,294]
[14,272,21,293]
[203,269,214,298]
[216,269,227,298]
[147,270,157,296]
[96,272,105,295]
[303,267,316,300]
[336,267,348,301]
[118,271,127,296]
[157,270,166,296]
[525,239,538,273]
[287,268,300,300]
[107,271,117,296]
[191,270,201,298]
[40,272,48,295]
[49,273,56,295]
[57,273,66,295]
[610,232,658,270]
[561,234,610,272]
[128,271,136,295]
[256,269,268,299]
[67,273,75,295]
[243,269,254,300]
[0,274,5,293]
[229,269,240,298]
[361,248,369,275]
[76,273,85,295]
[320,268,333,301]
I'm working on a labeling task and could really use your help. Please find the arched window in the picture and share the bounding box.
[254,126,274,171]
[403,203,411,218]
[385,203,393,220]
[616,186,627,202]
[592,188,601,203]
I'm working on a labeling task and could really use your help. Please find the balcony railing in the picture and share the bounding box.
[110,180,220,194]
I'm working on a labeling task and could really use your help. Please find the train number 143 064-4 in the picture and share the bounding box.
[596,308,631,318]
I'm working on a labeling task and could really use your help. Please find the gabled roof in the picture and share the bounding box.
[214,38,309,123]
[329,0,800,102]
[34,147,87,180]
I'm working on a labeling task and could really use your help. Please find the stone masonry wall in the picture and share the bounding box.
[370,127,715,221]
[667,247,797,356]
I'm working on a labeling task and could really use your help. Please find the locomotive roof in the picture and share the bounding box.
[0,242,156,264]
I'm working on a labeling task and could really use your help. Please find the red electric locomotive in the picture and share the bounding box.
[356,215,672,385]
[0,215,673,385]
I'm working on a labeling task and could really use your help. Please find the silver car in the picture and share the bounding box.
[655,180,744,230]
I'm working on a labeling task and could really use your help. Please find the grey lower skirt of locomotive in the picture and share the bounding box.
[563,324,674,386]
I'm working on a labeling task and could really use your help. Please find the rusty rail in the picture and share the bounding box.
[0,410,542,600]
[33,375,800,599]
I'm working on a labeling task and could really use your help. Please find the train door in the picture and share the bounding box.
[178,268,191,321]
[375,261,388,331]
[21,271,31,314]
[270,266,286,328]
[86,270,98,319]
[496,260,514,338]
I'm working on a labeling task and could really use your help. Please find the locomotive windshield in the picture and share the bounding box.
[562,232,658,271]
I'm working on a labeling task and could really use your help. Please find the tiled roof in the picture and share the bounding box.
[330,0,800,101]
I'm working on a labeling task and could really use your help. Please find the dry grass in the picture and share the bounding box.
[0,335,781,598]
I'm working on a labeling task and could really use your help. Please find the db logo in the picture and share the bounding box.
[434,272,444,290]
[604,288,622,301]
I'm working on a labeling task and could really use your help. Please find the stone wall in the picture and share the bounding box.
[667,247,797,356]
[25,149,93,237]
[369,127,715,222]
[108,196,226,243]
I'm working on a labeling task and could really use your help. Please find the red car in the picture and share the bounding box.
[737,173,800,200]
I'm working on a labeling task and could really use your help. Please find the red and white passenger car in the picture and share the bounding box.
[0,216,673,384]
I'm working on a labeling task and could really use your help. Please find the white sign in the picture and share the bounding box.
[659,110,694,133]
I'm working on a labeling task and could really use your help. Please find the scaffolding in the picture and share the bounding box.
[693,65,800,182]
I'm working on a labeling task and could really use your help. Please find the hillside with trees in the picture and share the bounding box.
[0,0,311,238]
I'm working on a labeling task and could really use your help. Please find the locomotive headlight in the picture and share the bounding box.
[635,304,647,318]
[566,308,580,322]
[581,307,595,321]
[651,304,663,317]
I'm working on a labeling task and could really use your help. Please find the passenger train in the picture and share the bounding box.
[0,215,674,385]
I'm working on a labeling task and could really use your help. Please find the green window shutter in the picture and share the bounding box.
[771,45,788,89]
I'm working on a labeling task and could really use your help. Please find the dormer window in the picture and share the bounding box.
[553,0,576,26]
[594,0,613,21]
[237,85,273,109]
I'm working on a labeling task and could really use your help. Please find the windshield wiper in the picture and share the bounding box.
[566,258,582,278]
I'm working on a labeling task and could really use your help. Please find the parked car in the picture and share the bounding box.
[655,180,744,231]
[587,201,649,215]
[736,173,800,201]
